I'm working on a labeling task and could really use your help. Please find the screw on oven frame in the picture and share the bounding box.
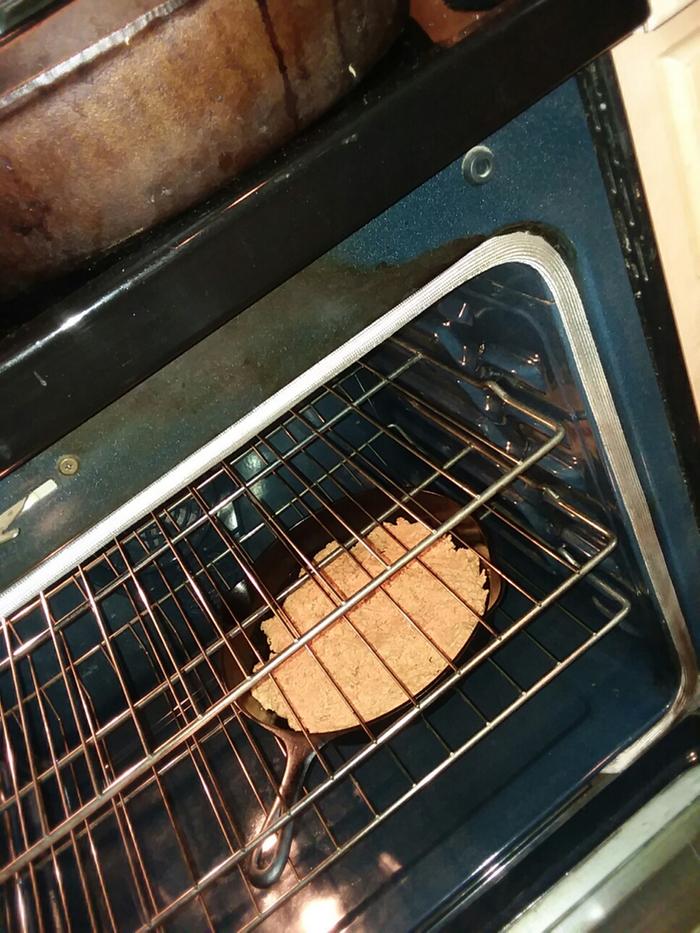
[57,454,80,476]
[462,146,495,185]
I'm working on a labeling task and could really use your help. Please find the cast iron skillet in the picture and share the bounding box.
[221,489,501,888]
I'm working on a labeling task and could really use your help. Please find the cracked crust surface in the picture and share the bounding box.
[251,517,488,733]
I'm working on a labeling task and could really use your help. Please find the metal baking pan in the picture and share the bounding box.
[0,0,405,296]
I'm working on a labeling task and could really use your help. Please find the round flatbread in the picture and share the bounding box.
[251,517,487,733]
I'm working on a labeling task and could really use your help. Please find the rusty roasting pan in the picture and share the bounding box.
[0,0,406,297]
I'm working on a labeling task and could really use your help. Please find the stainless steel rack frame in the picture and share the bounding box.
[0,328,628,931]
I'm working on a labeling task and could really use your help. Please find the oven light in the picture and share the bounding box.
[299,896,343,933]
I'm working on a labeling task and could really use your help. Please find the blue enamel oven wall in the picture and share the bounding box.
[332,78,700,654]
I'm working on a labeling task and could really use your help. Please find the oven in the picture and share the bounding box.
[1,1,699,930]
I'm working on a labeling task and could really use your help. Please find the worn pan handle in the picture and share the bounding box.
[246,738,316,888]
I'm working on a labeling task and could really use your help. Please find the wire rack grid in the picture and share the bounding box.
[0,337,629,931]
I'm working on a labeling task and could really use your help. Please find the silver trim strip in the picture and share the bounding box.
[0,232,695,771]
[505,764,700,932]
[0,0,198,117]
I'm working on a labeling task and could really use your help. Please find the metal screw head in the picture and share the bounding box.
[462,146,495,186]
[57,454,80,476]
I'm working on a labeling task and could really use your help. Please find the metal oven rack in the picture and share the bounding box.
[0,337,628,931]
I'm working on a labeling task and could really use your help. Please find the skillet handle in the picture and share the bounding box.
[246,740,316,888]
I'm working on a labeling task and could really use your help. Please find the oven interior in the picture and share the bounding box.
[0,260,683,931]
